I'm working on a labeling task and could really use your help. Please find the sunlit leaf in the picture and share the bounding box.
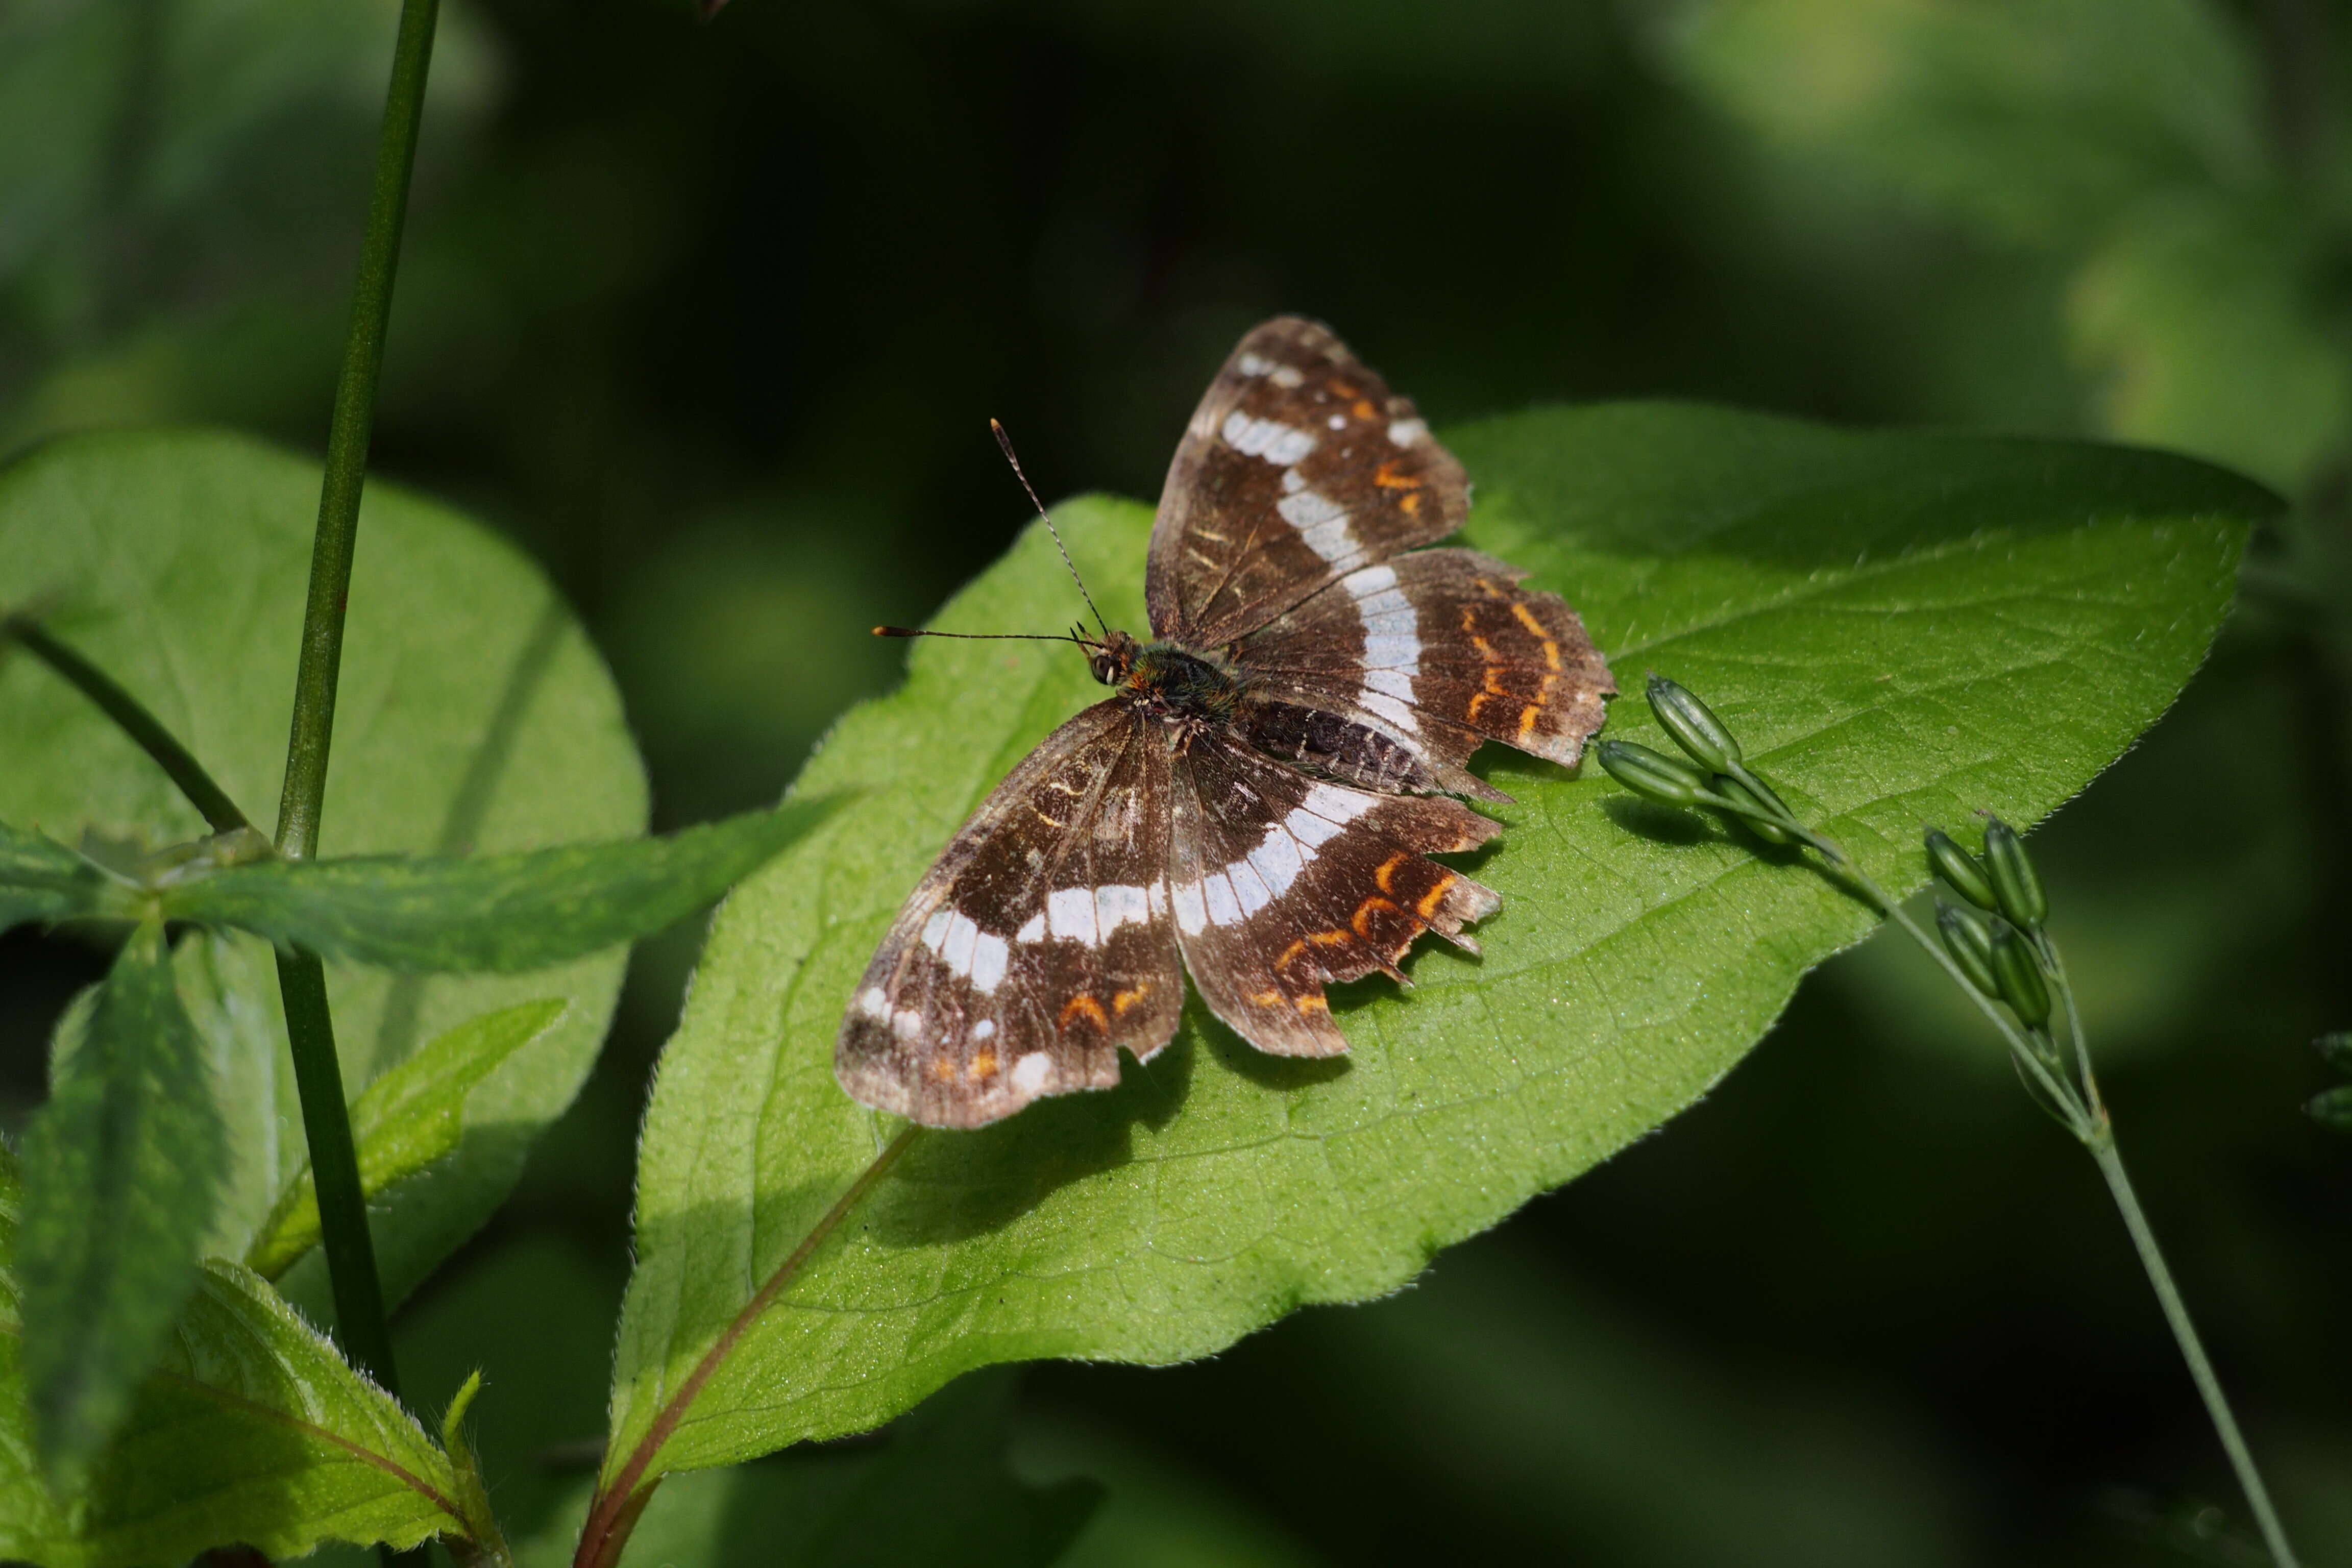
[602,403,2268,1486]
[15,923,226,1486]
[247,998,568,1279]
[0,428,648,1308]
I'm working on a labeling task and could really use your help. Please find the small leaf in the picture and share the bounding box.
[160,800,838,972]
[17,921,227,1486]
[247,999,569,1278]
[0,1149,467,1564]
[604,404,2267,1481]
[2307,1085,2352,1134]
[0,820,108,934]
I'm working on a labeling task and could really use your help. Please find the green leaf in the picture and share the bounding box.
[161,800,838,972]
[603,403,2269,1483]
[0,820,106,933]
[0,428,648,1308]
[247,999,568,1279]
[1665,0,2267,247]
[16,921,228,1486]
[0,1149,468,1564]
[516,1370,1097,1568]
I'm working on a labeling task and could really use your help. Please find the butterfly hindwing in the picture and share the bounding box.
[1169,729,1499,1058]
[1235,547,1613,783]
[1144,316,1467,648]
[836,701,1185,1128]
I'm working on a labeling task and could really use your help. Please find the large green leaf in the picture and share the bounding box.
[0,428,648,1307]
[1,1149,465,1565]
[162,799,837,972]
[600,402,2268,1486]
[16,923,226,1486]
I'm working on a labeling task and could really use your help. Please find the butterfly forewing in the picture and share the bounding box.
[1145,317,1467,648]
[1169,730,1499,1058]
[837,702,1185,1128]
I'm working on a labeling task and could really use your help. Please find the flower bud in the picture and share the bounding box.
[1988,915,2051,1028]
[1924,827,1997,912]
[1981,816,2047,931]
[1712,775,1793,844]
[1597,741,1713,807]
[1935,900,2000,999]
[1645,674,1743,773]
[2308,1086,2352,1134]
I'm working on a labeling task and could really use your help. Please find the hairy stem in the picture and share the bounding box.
[573,1124,922,1568]
[268,0,438,1427]
[3,617,249,835]
[2088,1136,2302,1568]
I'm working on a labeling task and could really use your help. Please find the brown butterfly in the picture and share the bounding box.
[838,317,1613,1127]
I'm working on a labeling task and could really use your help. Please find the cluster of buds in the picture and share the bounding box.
[1925,818,2053,1033]
[1596,676,1800,846]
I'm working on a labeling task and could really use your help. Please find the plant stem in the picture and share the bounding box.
[2087,1136,2301,1568]
[3,618,249,835]
[275,0,438,860]
[267,0,438,1424]
[573,1124,922,1568]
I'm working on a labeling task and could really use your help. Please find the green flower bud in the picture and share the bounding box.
[1980,816,2047,931]
[1712,775,1793,844]
[2316,1031,2352,1075]
[2308,1085,2352,1134]
[1924,827,1997,912]
[1597,741,1713,807]
[1646,673,1743,773]
[1935,900,2000,999]
[1988,916,2051,1028]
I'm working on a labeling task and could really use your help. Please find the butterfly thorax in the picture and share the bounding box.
[1090,630,1244,726]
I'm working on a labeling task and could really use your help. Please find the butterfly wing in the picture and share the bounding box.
[836,701,1185,1128]
[1169,727,1499,1057]
[1145,316,1467,648]
[1235,547,1614,791]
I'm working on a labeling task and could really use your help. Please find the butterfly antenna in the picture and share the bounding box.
[872,627,1089,644]
[992,418,1108,638]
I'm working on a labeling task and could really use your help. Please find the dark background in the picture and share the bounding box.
[2,1,2348,1563]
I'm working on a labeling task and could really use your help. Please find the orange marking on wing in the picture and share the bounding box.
[1248,988,1283,1007]
[1059,995,1108,1030]
[1112,984,1150,1016]
[929,1058,957,1082]
[1466,691,1494,723]
[1483,667,1510,696]
[1295,994,1329,1015]
[1328,377,1360,398]
[1459,606,1478,631]
[1352,399,1378,420]
[1374,852,1408,894]
[1475,578,1506,599]
[1399,492,1422,516]
[1516,703,1541,741]
[1374,459,1420,489]
[1310,928,1354,946]
[1508,602,1563,670]
[1416,875,1458,918]
[1469,634,1500,662]
[1275,939,1310,973]
[1351,896,1401,938]
[968,1048,999,1081]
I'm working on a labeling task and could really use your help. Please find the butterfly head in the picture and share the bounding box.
[1085,628,1141,687]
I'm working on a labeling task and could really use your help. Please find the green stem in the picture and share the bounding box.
[275,0,439,860]
[2088,1136,2302,1568]
[267,0,438,1436]
[3,617,249,835]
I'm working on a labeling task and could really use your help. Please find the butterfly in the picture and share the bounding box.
[837,316,1614,1128]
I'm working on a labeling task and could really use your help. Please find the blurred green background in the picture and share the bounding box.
[3,0,2349,1562]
